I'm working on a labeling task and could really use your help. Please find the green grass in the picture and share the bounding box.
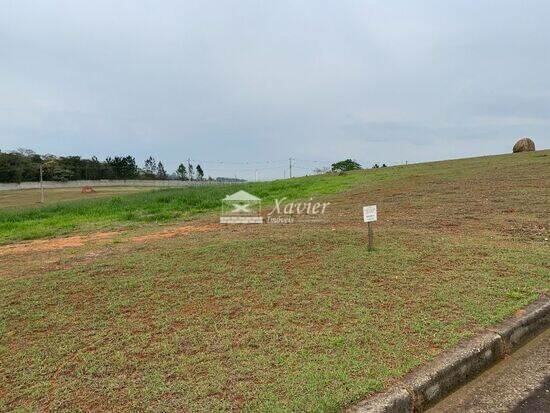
[0,186,154,210]
[0,169,383,243]
[1,223,548,412]
[0,150,549,412]
[3,150,548,244]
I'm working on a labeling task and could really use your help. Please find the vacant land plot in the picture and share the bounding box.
[0,172,379,244]
[0,151,549,412]
[0,186,155,210]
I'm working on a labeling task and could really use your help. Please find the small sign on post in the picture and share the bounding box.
[363,205,377,251]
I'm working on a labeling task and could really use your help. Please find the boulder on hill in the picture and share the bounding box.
[513,137,535,153]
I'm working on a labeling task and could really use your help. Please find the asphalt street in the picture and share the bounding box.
[427,328,550,412]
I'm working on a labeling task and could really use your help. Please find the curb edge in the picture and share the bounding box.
[346,294,550,413]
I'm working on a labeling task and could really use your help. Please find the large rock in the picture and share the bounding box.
[513,137,535,153]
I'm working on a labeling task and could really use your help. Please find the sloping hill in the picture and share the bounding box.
[0,150,548,412]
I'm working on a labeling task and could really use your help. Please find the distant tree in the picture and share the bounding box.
[42,159,59,181]
[143,156,157,178]
[373,163,379,169]
[313,166,330,174]
[157,162,167,180]
[0,149,192,183]
[215,176,247,182]
[82,156,102,180]
[51,166,73,182]
[331,159,361,172]
[196,164,204,180]
[16,148,36,156]
[123,156,139,178]
[382,163,387,168]
[106,156,138,179]
[105,157,117,178]
[38,157,72,182]
[0,152,24,183]
[57,156,82,180]
[188,163,195,181]
[176,163,188,180]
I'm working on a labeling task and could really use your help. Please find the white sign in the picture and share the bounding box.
[363,205,377,222]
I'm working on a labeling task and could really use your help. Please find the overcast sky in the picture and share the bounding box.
[1,0,549,179]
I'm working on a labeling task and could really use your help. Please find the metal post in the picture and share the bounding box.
[40,164,44,203]
[367,222,374,251]
[289,158,293,178]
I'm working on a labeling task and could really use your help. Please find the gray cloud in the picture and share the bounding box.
[1,0,549,179]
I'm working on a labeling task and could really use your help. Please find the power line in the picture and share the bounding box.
[174,157,339,179]
[189,159,288,165]
[201,165,285,173]
[292,158,334,164]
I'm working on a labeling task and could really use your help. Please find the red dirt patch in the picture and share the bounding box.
[0,232,117,256]
[0,223,220,257]
[130,223,220,242]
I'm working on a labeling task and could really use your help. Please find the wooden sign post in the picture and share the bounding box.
[363,205,377,251]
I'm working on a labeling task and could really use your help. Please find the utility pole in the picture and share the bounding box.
[187,158,192,181]
[39,164,44,203]
[289,157,293,178]
[255,169,258,182]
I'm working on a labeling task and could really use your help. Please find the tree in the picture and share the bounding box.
[176,163,187,180]
[106,156,138,179]
[51,166,73,182]
[58,156,82,180]
[16,148,36,156]
[0,152,24,183]
[143,156,157,178]
[313,166,330,174]
[188,163,194,181]
[82,156,102,180]
[331,159,361,172]
[121,156,139,178]
[0,149,43,182]
[0,149,195,183]
[157,162,167,180]
[196,164,204,180]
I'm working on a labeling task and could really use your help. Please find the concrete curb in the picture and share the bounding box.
[346,295,550,413]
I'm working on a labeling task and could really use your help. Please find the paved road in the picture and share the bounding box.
[427,328,550,412]
[512,376,550,412]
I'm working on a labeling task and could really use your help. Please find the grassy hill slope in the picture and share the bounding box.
[0,150,548,412]
[1,150,548,244]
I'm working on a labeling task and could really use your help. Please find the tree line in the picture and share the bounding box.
[328,159,387,172]
[0,149,209,183]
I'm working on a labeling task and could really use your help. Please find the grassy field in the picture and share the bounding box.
[0,151,549,412]
[0,186,154,210]
[0,172,386,244]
